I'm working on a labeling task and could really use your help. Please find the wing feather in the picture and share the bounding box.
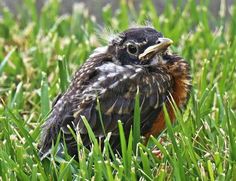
[73,62,173,152]
[39,57,174,158]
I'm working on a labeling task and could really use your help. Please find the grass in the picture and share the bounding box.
[0,0,236,180]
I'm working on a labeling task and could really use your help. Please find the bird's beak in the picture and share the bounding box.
[138,38,173,61]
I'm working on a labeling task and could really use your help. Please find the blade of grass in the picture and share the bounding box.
[81,116,98,148]
[57,56,69,92]
[118,120,130,179]
[207,160,214,181]
[133,87,140,153]
[41,72,50,118]
[9,81,23,109]
[139,147,152,180]
[105,160,114,181]
[0,48,16,75]
[96,98,106,136]
[226,102,236,161]
[58,158,73,180]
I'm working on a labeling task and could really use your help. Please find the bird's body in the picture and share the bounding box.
[39,27,191,159]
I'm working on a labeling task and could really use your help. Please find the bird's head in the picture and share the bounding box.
[107,27,173,65]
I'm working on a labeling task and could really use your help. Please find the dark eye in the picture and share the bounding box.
[127,43,138,55]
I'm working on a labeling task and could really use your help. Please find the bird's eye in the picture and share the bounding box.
[127,43,138,55]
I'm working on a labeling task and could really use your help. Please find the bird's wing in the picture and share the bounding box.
[66,62,174,150]
[39,59,173,157]
[39,54,110,158]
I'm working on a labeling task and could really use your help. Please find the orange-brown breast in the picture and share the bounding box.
[145,60,191,138]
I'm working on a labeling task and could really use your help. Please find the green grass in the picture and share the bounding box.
[0,0,236,180]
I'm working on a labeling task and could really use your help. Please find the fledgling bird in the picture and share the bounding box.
[39,27,191,159]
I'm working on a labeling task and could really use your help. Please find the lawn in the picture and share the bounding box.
[0,0,236,180]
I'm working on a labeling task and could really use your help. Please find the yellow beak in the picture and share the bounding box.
[138,38,173,61]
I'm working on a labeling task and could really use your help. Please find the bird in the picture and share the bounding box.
[38,26,192,160]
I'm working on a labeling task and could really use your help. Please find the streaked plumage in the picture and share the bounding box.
[39,27,191,159]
